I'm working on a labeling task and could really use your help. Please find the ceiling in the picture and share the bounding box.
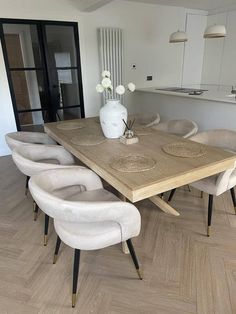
[124,0,236,11]
[77,0,236,11]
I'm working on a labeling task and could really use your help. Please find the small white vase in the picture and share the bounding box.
[99,99,127,139]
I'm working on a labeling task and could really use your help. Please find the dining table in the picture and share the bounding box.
[44,117,236,251]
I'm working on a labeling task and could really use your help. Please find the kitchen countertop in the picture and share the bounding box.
[136,87,236,104]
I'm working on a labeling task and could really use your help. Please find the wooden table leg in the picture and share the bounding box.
[149,195,180,216]
[118,192,130,254]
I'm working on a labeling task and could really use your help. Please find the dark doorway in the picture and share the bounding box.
[0,19,84,131]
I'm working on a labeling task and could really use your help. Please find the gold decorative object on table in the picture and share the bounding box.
[110,154,156,172]
[162,142,207,158]
[120,135,139,145]
[120,118,139,145]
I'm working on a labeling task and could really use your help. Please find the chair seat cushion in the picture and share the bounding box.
[54,219,122,250]
[53,188,125,249]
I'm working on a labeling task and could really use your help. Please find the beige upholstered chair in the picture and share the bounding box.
[12,144,83,245]
[129,112,160,127]
[152,119,198,138]
[169,129,236,236]
[29,167,142,308]
[190,130,236,235]
[5,131,57,194]
[5,131,56,150]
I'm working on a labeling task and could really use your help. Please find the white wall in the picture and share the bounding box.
[182,13,207,88]
[201,10,236,91]
[220,10,236,88]
[0,0,207,155]
[201,13,227,88]
[81,0,190,111]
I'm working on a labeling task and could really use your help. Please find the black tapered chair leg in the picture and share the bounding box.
[126,239,142,280]
[53,236,62,264]
[44,214,49,246]
[33,201,39,221]
[25,176,30,196]
[207,194,213,237]
[168,189,176,202]
[230,188,236,214]
[72,249,81,308]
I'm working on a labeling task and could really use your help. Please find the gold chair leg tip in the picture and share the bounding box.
[72,293,76,308]
[137,269,143,280]
[44,235,48,246]
[207,226,211,237]
[53,254,58,264]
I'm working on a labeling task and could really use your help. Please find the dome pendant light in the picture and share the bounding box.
[203,24,226,38]
[169,30,188,43]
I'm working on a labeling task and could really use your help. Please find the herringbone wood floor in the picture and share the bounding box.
[1,156,236,314]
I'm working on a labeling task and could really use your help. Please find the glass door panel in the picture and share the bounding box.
[57,108,81,121]
[43,22,83,121]
[45,25,77,67]
[3,24,42,68]
[0,19,84,130]
[11,70,47,111]
[50,69,81,108]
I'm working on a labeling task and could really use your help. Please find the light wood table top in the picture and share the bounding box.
[45,118,236,203]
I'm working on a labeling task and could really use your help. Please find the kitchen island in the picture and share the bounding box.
[129,87,236,131]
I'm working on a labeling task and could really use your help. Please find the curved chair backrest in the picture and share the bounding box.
[152,119,198,138]
[12,144,75,177]
[129,112,160,127]
[5,132,56,151]
[190,129,236,153]
[29,168,140,230]
[191,129,236,195]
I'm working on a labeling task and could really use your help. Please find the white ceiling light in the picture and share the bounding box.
[169,30,188,43]
[203,24,227,38]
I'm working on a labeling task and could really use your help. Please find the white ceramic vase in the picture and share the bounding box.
[99,99,127,139]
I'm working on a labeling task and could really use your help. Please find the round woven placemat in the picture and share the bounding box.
[110,154,156,172]
[57,122,84,130]
[162,142,207,158]
[71,134,106,146]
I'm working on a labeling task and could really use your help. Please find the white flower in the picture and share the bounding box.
[102,70,111,78]
[96,84,104,93]
[116,85,125,95]
[102,77,112,88]
[127,82,136,92]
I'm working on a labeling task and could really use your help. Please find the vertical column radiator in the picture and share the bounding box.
[98,28,123,101]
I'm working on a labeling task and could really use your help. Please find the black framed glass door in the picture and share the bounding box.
[0,19,84,131]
